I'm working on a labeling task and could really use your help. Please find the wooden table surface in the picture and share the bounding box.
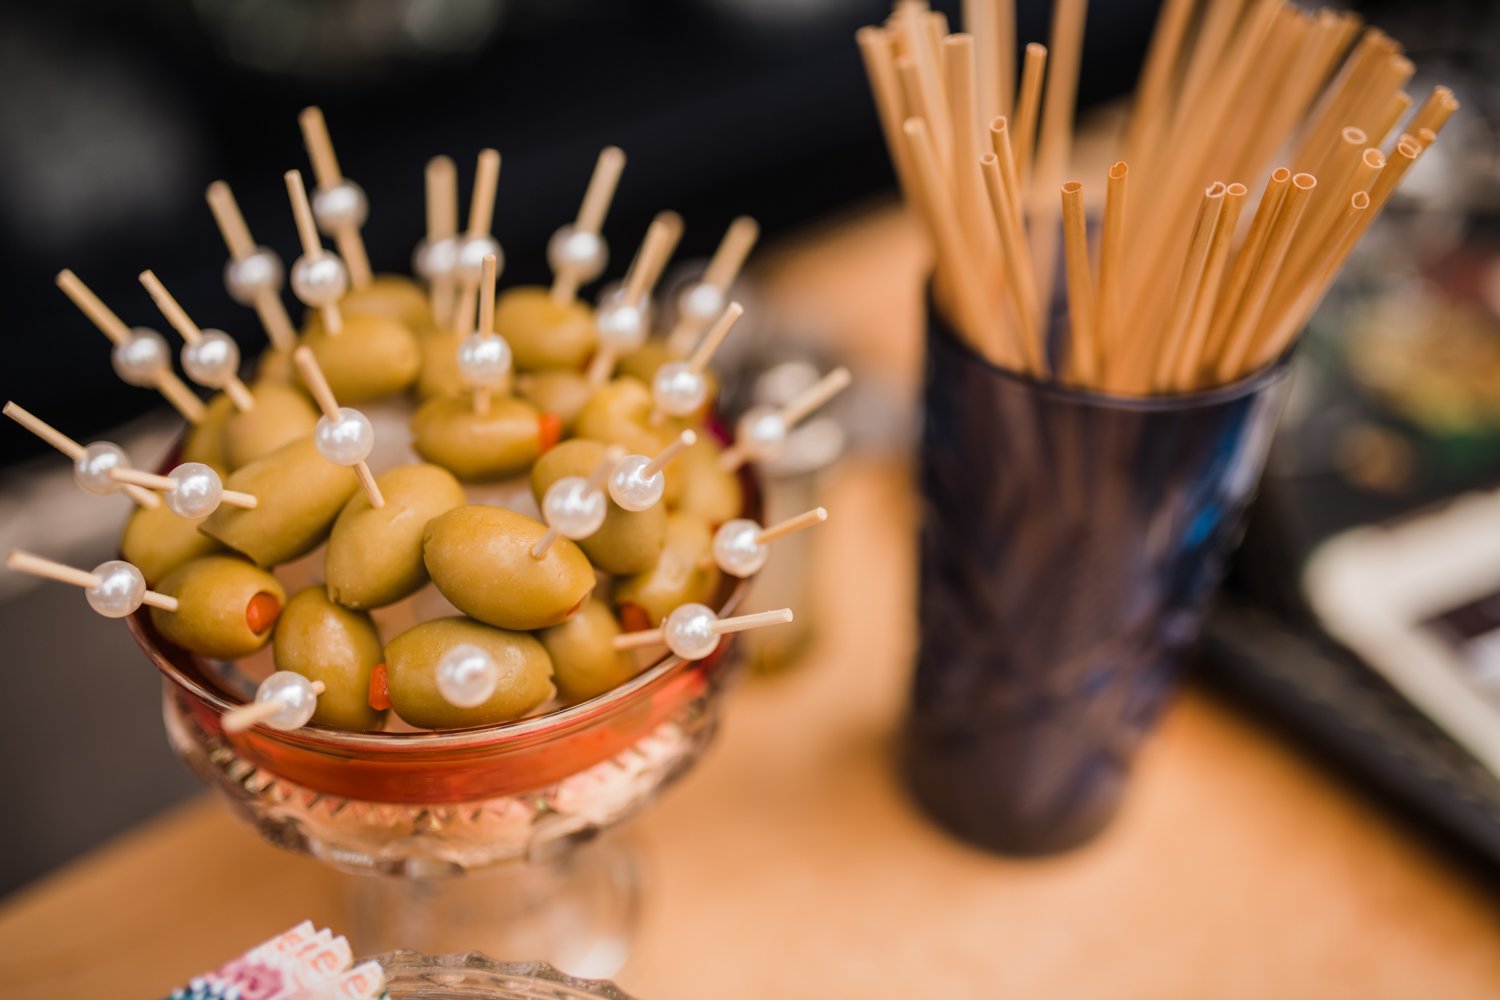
[3,208,1500,998]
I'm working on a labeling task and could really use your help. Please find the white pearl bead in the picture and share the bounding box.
[435,642,500,708]
[111,328,170,387]
[85,560,145,618]
[608,454,664,512]
[594,300,648,354]
[312,179,369,233]
[73,441,129,496]
[547,225,608,284]
[542,476,608,539]
[457,332,512,389]
[255,671,320,731]
[734,405,788,462]
[456,234,503,282]
[598,282,655,331]
[314,407,375,466]
[166,462,224,518]
[290,252,349,308]
[677,280,724,325]
[224,247,285,305]
[651,360,708,417]
[413,235,459,282]
[182,330,241,388]
[664,602,720,661]
[712,519,768,578]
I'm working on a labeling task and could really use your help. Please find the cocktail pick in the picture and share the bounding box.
[223,671,326,733]
[6,550,178,616]
[457,253,512,415]
[613,603,793,659]
[651,301,743,420]
[205,180,298,352]
[109,461,258,517]
[414,155,459,329]
[712,507,829,578]
[292,346,384,509]
[665,215,759,355]
[3,401,161,508]
[532,446,624,558]
[586,212,683,387]
[54,270,206,424]
[435,643,499,708]
[451,148,504,334]
[299,106,373,289]
[719,366,852,471]
[138,270,256,412]
[285,168,350,335]
[548,146,626,305]
[608,429,696,512]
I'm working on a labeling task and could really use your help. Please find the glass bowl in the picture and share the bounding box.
[375,950,637,999]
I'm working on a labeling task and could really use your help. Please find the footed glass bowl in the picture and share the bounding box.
[375,951,637,999]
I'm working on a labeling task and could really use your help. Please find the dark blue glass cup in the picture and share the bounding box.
[904,302,1291,854]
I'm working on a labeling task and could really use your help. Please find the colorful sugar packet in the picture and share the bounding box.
[165,921,388,1000]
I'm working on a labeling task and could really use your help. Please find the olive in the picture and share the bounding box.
[223,381,319,469]
[119,501,224,584]
[618,342,719,424]
[613,513,721,626]
[151,555,285,659]
[411,394,558,482]
[574,376,680,459]
[178,393,234,473]
[539,597,638,701]
[423,505,595,630]
[301,314,421,403]
[325,463,467,609]
[415,329,465,400]
[532,439,665,575]
[516,370,592,431]
[201,437,359,566]
[254,348,297,385]
[668,434,744,524]
[273,585,387,731]
[385,617,555,728]
[338,275,433,332]
[493,286,595,371]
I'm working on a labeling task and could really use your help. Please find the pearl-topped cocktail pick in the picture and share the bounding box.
[712,506,829,578]
[299,107,373,290]
[285,168,350,334]
[532,445,625,559]
[414,155,459,330]
[459,253,512,415]
[651,301,743,420]
[138,270,256,413]
[548,146,626,305]
[223,671,326,733]
[608,429,696,512]
[665,216,759,356]
[613,603,793,659]
[435,643,500,708]
[292,346,384,509]
[3,401,160,508]
[205,181,298,352]
[109,462,258,517]
[54,270,206,424]
[451,148,504,335]
[6,550,178,616]
[719,366,852,471]
[586,212,683,387]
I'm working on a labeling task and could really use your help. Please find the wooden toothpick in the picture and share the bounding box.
[138,270,256,412]
[452,148,502,334]
[425,155,458,329]
[109,467,258,509]
[7,550,178,612]
[223,680,326,734]
[292,347,384,509]
[551,146,626,305]
[205,181,298,351]
[3,402,160,508]
[665,217,759,355]
[756,507,829,545]
[285,168,345,335]
[299,106,372,288]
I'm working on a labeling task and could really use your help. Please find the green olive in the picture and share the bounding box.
[516,370,593,431]
[338,275,433,331]
[179,393,234,473]
[254,349,296,386]
[415,329,465,400]
[223,381,319,469]
[532,439,666,575]
[539,597,638,701]
[273,586,387,731]
[411,394,550,482]
[302,314,420,402]
[201,437,359,566]
[325,463,467,609]
[385,617,555,728]
[423,505,595,630]
[574,376,680,459]
[119,502,224,584]
[494,286,595,371]
[613,513,721,626]
[668,434,744,523]
[151,555,285,659]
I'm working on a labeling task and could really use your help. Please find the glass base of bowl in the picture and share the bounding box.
[374,950,636,998]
